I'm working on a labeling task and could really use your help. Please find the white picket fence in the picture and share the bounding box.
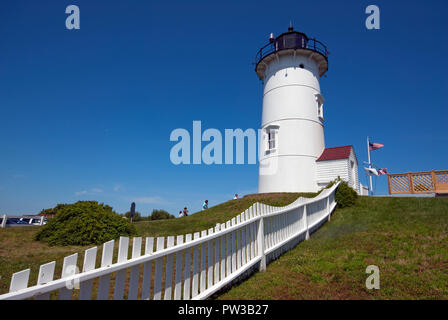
[0,182,339,300]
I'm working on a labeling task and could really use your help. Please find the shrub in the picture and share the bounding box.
[335,180,358,208]
[35,201,137,246]
[123,211,144,222]
[37,204,69,216]
[150,209,175,221]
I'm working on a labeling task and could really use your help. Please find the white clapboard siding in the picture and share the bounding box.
[153,237,165,300]
[0,182,340,301]
[97,240,115,299]
[316,159,348,187]
[183,233,193,300]
[163,236,175,300]
[128,237,142,300]
[141,237,154,300]
[173,235,184,300]
[79,247,97,300]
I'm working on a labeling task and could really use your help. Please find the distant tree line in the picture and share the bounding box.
[38,204,176,222]
[122,209,175,221]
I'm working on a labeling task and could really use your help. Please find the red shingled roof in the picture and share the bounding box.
[316,145,353,161]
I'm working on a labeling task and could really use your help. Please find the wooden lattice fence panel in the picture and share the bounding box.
[388,170,448,194]
[411,173,433,192]
[389,174,410,194]
[435,171,448,184]
[435,171,448,193]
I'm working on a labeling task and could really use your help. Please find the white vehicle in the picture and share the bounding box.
[19,217,47,225]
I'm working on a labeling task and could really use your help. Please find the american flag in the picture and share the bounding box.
[378,168,388,175]
[369,142,384,151]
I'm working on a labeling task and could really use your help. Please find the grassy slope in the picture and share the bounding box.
[0,192,309,295]
[218,196,448,300]
[134,193,314,237]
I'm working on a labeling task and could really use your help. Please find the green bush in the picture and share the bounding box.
[38,204,69,216]
[150,209,175,221]
[123,211,144,222]
[335,180,358,208]
[35,201,137,246]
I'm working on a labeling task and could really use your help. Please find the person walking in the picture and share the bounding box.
[178,210,183,218]
[183,207,189,217]
[233,194,239,200]
[202,200,209,210]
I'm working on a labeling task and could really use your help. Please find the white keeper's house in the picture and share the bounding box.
[316,145,359,193]
[255,26,360,194]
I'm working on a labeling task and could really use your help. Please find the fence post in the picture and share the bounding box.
[431,170,437,191]
[387,174,392,195]
[1,214,6,228]
[256,203,266,271]
[39,216,44,226]
[408,173,414,193]
[327,196,331,222]
[304,205,310,240]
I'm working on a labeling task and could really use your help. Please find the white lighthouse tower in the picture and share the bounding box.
[256,26,329,193]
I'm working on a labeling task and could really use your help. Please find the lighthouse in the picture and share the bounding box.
[256,26,329,193]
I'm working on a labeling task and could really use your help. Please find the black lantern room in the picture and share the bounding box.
[255,26,329,80]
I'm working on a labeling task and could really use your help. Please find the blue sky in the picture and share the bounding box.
[1,0,447,215]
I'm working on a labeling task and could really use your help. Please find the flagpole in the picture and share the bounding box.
[367,136,373,196]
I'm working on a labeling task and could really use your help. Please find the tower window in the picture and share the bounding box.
[299,64,305,69]
[268,130,276,150]
[317,101,323,119]
[315,93,325,121]
[265,125,279,154]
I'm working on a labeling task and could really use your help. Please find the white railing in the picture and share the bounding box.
[0,182,339,300]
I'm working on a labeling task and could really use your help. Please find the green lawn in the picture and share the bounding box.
[218,196,448,299]
[0,192,309,295]
[133,192,314,237]
[1,195,446,299]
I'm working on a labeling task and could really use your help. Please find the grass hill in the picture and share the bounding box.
[134,192,316,237]
[218,196,448,299]
[0,192,312,295]
[0,194,446,299]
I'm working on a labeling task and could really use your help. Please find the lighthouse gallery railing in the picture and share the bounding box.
[255,32,328,67]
